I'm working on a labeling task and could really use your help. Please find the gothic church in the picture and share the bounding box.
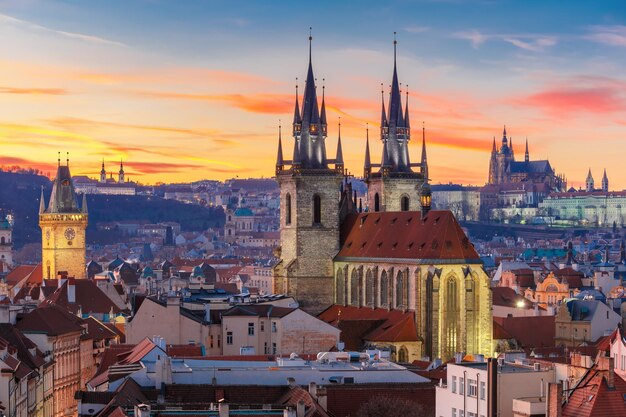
[274,36,492,361]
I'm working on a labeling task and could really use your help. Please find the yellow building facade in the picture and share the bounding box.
[40,162,88,279]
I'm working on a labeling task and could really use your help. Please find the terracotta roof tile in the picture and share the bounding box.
[337,211,480,262]
[493,315,555,349]
[16,305,84,336]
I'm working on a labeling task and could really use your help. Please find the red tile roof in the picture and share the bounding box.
[42,279,125,315]
[493,315,555,349]
[318,306,418,350]
[166,344,204,358]
[562,369,626,417]
[553,268,584,289]
[337,211,480,261]
[117,338,162,365]
[6,264,42,287]
[491,287,532,308]
[16,305,84,336]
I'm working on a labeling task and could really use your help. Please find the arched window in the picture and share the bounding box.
[350,269,360,306]
[445,278,459,358]
[374,193,380,212]
[313,195,321,225]
[285,193,292,225]
[380,270,388,307]
[0,237,4,245]
[336,269,345,305]
[401,195,410,211]
[398,346,409,363]
[365,269,375,307]
[395,271,404,309]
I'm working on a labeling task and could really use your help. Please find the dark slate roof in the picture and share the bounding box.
[508,160,553,174]
[221,304,295,318]
[337,210,480,262]
[16,305,84,336]
[46,165,82,213]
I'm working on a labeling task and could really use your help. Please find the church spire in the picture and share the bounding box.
[404,88,410,132]
[492,137,497,153]
[292,80,301,136]
[525,137,529,162]
[320,80,327,128]
[380,84,387,128]
[421,122,428,180]
[335,118,344,172]
[364,123,371,178]
[276,123,284,174]
[388,32,404,128]
[82,192,88,214]
[502,125,508,147]
[39,186,45,214]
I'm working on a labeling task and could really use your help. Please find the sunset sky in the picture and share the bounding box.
[0,0,625,188]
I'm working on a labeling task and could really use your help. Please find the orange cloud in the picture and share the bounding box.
[0,86,68,95]
[0,156,57,173]
[516,87,626,116]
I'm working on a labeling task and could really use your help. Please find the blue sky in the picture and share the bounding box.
[0,0,624,186]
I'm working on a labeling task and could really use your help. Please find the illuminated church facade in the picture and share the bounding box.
[274,36,492,361]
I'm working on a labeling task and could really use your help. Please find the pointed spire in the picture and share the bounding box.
[421,122,428,180]
[388,32,404,128]
[276,123,284,171]
[335,118,344,170]
[39,186,46,214]
[510,137,514,154]
[525,137,529,162]
[603,168,608,181]
[492,136,497,153]
[364,123,371,176]
[101,158,105,171]
[301,28,320,128]
[320,79,327,126]
[292,79,302,135]
[404,87,410,131]
[380,83,387,128]
[82,192,88,214]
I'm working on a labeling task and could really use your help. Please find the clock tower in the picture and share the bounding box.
[39,156,88,279]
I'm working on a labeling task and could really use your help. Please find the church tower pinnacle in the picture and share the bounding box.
[100,159,106,183]
[365,33,426,213]
[273,31,344,313]
[525,138,529,162]
[118,159,125,183]
[602,169,609,192]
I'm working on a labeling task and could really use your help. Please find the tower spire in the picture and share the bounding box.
[276,122,284,174]
[82,192,88,214]
[492,137,497,153]
[39,186,46,214]
[380,83,387,128]
[404,87,410,132]
[292,79,301,136]
[320,79,327,127]
[525,137,529,162]
[421,122,428,180]
[364,123,371,178]
[335,118,344,171]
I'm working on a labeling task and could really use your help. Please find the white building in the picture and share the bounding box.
[431,184,481,221]
[539,190,626,226]
[435,356,555,417]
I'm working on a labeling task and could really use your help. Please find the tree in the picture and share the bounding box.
[357,395,428,417]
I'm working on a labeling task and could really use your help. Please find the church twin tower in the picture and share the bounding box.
[274,35,429,311]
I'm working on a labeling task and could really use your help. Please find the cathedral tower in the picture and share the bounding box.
[100,159,106,183]
[40,155,88,279]
[118,159,125,183]
[586,169,595,192]
[365,35,427,212]
[602,169,609,192]
[273,33,344,313]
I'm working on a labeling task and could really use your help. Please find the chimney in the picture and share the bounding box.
[283,409,296,417]
[218,402,229,417]
[67,279,76,304]
[296,400,306,417]
[546,382,563,417]
[134,404,150,417]
[607,356,615,389]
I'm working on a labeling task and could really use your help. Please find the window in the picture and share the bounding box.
[480,381,486,400]
[272,321,277,333]
[264,342,268,354]
[451,376,457,393]
[468,379,478,397]
[210,335,214,348]
[374,193,380,212]
[459,377,465,395]
[459,411,464,417]
[313,195,321,224]
[261,322,265,332]
[226,331,233,345]
[401,195,409,211]
[248,322,255,336]
[272,343,277,354]
[452,408,456,417]
[285,193,292,225]
[621,355,626,371]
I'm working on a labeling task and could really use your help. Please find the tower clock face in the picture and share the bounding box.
[64,228,76,241]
